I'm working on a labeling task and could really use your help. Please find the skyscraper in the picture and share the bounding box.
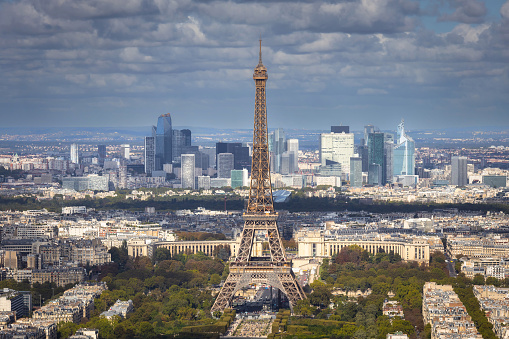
[286,138,299,173]
[70,144,79,164]
[451,156,468,186]
[393,119,415,176]
[97,145,106,162]
[367,132,394,185]
[363,125,375,146]
[269,128,286,173]
[217,153,234,178]
[319,131,354,178]
[181,154,196,189]
[172,129,192,163]
[331,126,349,133]
[216,142,250,171]
[350,157,363,187]
[144,137,155,176]
[155,113,172,170]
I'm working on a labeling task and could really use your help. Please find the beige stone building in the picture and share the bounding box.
[296,230,433,263]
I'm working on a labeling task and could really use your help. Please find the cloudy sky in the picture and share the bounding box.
[0,0,508,131]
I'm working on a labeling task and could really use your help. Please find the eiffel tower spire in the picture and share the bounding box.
[248,38,273,214]
[211,41,306,314]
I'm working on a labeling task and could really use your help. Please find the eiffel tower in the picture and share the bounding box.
[211,41,306,314]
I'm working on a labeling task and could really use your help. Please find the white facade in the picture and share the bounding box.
[70,144,79,164]
[319,132,354,176]
[181,154,196,189]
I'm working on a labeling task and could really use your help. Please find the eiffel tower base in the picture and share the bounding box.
[211,264,305,314]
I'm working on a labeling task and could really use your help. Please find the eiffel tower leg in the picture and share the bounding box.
[211,273,241,314]
[277,272,306,311]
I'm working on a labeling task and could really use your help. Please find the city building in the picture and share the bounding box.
[451,156,468,186]
[172,129,192,163]
[97,145,106,165]
[217,153,234,179]
[319,131,354,179]
[269,128,286,173]
[120,144,130,160]
[0,288,31,318]
[473,285,509,339]
[331,126,349,133]
[62,175,109,191]
[181,154,196,189]
[155,113,172,171]
[296,230,432,263]
[368,132,393,185]
[231,169,248,189]
[350,157,362,187]
[197,176,211,190]
[216,142,250,171]
[144,136,155,176]
[286,139,299,174]
[70,144,79,165]
[100,299,134,320]
[393,120,415,177]
[423,282,482,339]
[482,175,507,188]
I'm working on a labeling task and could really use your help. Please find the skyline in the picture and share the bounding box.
[1,0,508,131]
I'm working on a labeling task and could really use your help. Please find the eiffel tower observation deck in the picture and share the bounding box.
[211,41,306,314]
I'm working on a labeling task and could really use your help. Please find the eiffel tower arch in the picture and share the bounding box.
[211,41,306,314]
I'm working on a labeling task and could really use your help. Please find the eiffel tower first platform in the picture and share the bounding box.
[210,41,306,314]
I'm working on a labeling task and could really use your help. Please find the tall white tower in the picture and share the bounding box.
[70,144,79,164]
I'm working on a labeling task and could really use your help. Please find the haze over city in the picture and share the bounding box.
[1,0,508,131]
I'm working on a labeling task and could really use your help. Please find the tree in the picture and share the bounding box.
[153,247,171,263]
[472,274,485,285]
[57,322,79,339]
[209,273,221,286]
[309,283,332,308]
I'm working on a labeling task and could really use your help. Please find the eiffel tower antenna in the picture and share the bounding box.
[211,41,306,314]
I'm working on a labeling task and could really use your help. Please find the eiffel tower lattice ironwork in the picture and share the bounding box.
[211,41,306,314]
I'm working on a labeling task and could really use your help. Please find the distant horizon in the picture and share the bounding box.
[1,124,509,133]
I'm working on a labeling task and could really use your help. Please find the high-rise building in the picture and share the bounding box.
[364,125,375,146]
[217,153,234,178]
[350,157,362,187]
[70,144,79,164]
[286,139,299,173]
[97,145,106,163]
[155,113,172,170]
[385,141,394,185]
[331,126,349,133]
[231,169,249,188]
[451,156,468,186]
[319,131,354,178]
[367,132,394,185]
[181,154,196,189]
[269,128,286,173]
[144,137,155,176]
[216,142,250,171]
[393,120,415,176]
[121,144,130,160]
[200,146,216,169]
[172,129,192,163]
[280,152,291,175]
